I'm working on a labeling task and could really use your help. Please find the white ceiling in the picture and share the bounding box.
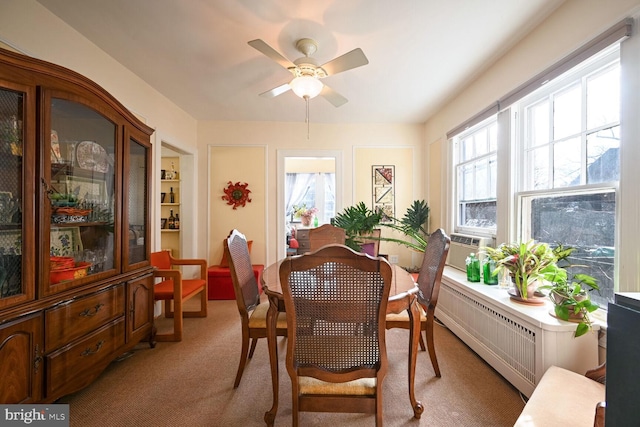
[36,0,563,124]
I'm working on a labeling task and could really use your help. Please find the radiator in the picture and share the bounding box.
[436,268,600,398]
[438,283,536,385]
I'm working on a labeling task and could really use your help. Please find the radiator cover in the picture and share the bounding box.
[435,267,600,397]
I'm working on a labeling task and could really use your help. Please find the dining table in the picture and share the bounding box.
[260,259,424,426]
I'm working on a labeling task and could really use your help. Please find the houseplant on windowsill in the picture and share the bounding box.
[483,240,562,301]
[537,244,600,337]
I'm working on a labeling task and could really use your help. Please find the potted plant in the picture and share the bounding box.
[538,244,600,337]
[293,205,318,227]
[377,199,430,253]
[483,240,562,300]
[332,202,382,251]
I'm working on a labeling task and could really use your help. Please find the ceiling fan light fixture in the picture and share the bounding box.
[290,76,323,99]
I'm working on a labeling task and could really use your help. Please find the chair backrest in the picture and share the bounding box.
[150,250,172,270]
[280,244,392,379]
[308,224,346,252]
[416,228,450,309]
[225,229,261,314]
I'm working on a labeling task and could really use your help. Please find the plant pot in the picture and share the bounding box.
[301,216,312,226]
[550,290,587,320]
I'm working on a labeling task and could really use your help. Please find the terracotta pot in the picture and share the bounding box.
[550,290,587,320]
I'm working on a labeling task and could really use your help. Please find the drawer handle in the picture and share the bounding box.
[81,340,105,357]
[79,303,104,317]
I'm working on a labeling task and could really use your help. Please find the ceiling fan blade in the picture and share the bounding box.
[321,48,369,76]
[320,85,348,107]
[259,82,291,98]
[248,39,296,70]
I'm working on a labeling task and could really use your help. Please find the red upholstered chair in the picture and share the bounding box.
[225,229,287,388]
[385,228,450,376]
[151,250,208,342]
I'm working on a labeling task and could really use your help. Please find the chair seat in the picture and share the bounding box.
[299,376,377,396]
[385,305,427,322]
[248,300,288,329]
[155,278,207,300]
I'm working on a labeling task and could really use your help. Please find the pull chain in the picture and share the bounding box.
[305,95,310,140]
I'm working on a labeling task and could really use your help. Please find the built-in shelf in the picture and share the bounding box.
[161,229,180,233]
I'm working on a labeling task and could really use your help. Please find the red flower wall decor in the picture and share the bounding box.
[222,181,252,209]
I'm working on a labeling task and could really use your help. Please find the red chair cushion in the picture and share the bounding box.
[154,278,206,300]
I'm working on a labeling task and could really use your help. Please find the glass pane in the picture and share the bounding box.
[587,125,620,184]
[460,164,474,201]
[530,146,549,190]
[553,83,581,140]
[128,139,147,265]
[0,89,23,299]
[528,99,549,147]
[460,136,474,162]
[587,64,619,129]
[460,201,497,228]
[553,137,581,188]
[488,124,498,152]
[49,98,116,284]
[474,128,488,157]
[475,160,489,200]
[528,191,615,307]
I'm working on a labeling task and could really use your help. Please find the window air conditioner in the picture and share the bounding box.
[447,233,493,271]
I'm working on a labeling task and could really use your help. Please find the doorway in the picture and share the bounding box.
[276,150,342,260]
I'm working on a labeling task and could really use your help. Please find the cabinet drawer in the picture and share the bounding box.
[46,317,125,399]
[297,239,311,250]
[45,284,125,352]
[296,229,310,240]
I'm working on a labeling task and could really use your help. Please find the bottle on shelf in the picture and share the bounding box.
[174,213,180,230]
[313,216,319,227]
[466,252,480,282]
[170,161,178,180]
[169,187,175,203]
[168,209,175,229]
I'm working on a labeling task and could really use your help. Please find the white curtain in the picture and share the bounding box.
[285,173,314,221]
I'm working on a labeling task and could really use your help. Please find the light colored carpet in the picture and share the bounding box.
[60,298,524,426]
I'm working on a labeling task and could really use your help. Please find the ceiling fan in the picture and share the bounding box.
[248,38,369,107]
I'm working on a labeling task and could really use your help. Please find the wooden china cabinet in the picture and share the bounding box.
[0,47,154,403]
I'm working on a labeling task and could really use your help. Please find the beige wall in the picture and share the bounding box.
[354,147,419,267]
[209,146,266,266]
[198,121,424,264]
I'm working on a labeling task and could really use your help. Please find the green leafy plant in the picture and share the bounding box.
[332,202,382,251]
[538,244,600,337]
[484,241,600,337]
[483,240,562,300]
[377,199,430,252]
[333,200,430,253]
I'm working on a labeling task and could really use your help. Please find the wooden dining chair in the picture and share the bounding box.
[150,250,208,342]
[280,244,392,427]
[385,228,450,377]
[308,224,346,252]
[225,229,287,388]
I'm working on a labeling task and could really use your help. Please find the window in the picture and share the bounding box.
[517,47,620,307]
[285,172,335,224]
[454,117,498,233]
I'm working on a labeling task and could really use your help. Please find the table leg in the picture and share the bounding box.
[408,298,424,419]
[264,296,279,426]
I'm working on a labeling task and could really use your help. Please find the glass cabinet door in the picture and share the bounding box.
[44,96,118,294]
[124,129,150,270]
[0,82,35,308]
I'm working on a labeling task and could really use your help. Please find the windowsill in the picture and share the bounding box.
[441,266,607,331]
